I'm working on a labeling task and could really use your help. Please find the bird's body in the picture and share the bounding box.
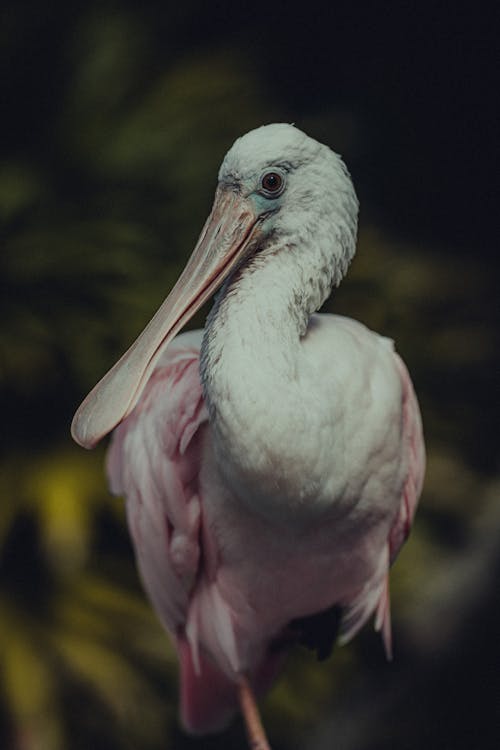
[72,124,425,739]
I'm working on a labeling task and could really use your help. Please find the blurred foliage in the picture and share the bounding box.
[1,2,498,750]
[0,447,177,750]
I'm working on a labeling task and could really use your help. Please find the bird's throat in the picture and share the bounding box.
[199,254,313,517]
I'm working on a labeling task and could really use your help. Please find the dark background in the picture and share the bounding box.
[1,2,498,749]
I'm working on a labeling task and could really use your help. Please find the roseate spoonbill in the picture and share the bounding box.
[72,124,425,749]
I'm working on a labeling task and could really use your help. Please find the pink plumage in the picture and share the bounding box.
[106,322,424,731]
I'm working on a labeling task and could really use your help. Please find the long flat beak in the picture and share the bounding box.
[71,187,263,449]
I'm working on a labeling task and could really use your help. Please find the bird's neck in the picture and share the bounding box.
[199,250,323,517]
[201,251,306,410]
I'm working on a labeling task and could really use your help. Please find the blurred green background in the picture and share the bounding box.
[1,1,498,748]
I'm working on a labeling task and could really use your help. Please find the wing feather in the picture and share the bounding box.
[340,349,425,657]
[106,331,208,634]
[376,353,425,656]
[389,353,426,563]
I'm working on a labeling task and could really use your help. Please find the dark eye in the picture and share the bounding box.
[260,171,284,196]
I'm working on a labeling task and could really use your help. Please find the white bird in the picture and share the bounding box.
[72,123,425,749]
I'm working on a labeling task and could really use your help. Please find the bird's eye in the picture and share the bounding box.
[260,171,285,197]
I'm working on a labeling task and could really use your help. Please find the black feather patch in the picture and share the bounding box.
[289,604,343,661]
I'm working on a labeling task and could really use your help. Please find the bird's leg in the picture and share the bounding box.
[238,674,272,750]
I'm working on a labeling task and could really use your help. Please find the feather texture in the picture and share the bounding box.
[106,316,425,731]
[78,124,427,735]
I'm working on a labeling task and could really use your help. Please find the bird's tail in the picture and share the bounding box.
[177,636,238,734]
[177,635,289,735]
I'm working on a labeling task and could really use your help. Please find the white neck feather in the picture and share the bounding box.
[200,251,304,429]
[199,225,355,518]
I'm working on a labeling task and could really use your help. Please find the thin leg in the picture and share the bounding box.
[238,674,272,750]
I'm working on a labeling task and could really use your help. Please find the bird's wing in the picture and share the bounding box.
[388,352,426,563]
[339,346,425,658]
[106,330,208,634]
[375,352,425,656]
[377,353,425,656]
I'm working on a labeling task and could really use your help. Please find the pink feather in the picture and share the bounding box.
[106,326,425,732]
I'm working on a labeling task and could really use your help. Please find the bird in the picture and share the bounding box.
[71,123,425,749]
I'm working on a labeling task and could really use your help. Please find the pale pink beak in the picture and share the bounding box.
[71,188,264,449]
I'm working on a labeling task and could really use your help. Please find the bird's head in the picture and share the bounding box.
[71,124,358,449]
[218,123,358,285]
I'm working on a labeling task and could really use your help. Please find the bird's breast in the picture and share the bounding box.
[202,311,405,524]
[204,363,341,522]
